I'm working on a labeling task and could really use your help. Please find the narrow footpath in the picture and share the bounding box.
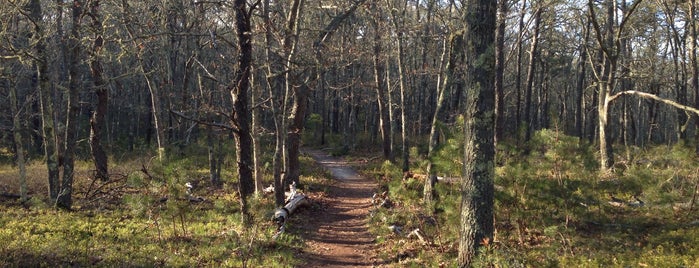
[298,150,378,267]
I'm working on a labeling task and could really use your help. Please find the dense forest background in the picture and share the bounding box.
[2,0,699,266]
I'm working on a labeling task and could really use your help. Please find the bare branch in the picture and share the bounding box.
[609,90,699,116]
[170,110,238,134]
[587,0,610,59]
[192,57,225,84]
[314,0,368,49]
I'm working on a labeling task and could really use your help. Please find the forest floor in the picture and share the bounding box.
[295,149,380,267]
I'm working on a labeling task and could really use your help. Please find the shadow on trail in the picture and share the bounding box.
[295,149,379,268]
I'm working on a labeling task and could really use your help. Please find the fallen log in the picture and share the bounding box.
[1,192,32,200]
[272,182,310,239]
[272,194,309,224]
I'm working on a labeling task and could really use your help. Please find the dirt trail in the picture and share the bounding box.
[298,150,378,267]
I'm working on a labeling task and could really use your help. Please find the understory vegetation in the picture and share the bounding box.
[2,128,699,267]
[0,143,332,267]
[358,127,699,267]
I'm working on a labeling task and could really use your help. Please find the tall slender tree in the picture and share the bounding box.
[232,0,255,224]
[10,75,28,203]
[28,0,60,203]
[495,0,508,143]
[523,6,542,142]
[283,0,306,190]
[87,0,109,182]
[691,0,699,155]
[372,2,393,161]
[575,16,590,138]
[56,0,84,209]
[424,31,460,207]
[385,0,410,172]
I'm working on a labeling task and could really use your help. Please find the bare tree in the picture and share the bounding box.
[372,2,393,161]
[588,0,641,173]
[385,0,410,172]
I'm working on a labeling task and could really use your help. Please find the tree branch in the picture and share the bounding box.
[587,0,610,59]
[314,0,368,49]
[170,110,238,133]
[609,90,699,116]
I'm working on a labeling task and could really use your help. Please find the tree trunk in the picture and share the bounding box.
[10,77,28,203]
[88,0,109,182]
[597,0,616,174]
[57,0,83,209]
[286,82,308,187]
[458,0,496,266]
[262,0,286,206]
[575,19,590,138]
[588,0,642,173]
[385,0,410,172]
[424,32,458,207]
[372,3,393,161]
[515,0,527,133]
[252,73,263,195]
[494,0,508,143]
[29,0,60,202]
[660,1,689,142]
[232,0,255,225]
[691,0,699,155]
[207,124,222,188]
[283,0,305,188]
[524,7,542,142]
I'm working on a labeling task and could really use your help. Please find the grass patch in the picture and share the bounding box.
[0,142,337,267]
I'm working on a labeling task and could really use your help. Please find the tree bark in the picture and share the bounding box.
[458,0,496,266]
[283,0,305,188]
[494,0,508,144]
[515,0,527,133]
[262,0,286,206]
[207,124,222,188]
[597,0,616,174]
[385,0,410,172]
[88,0,109,182]
[29,0,60,202]
[575,18,590,138]
[691,0,699,155]
[232,0,255,225]
[252,74,263,195]
[286,81,308,187]
[523,7,542,142]
[56,0,83,209]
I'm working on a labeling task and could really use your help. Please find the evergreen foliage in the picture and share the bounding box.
[363,128,699,267]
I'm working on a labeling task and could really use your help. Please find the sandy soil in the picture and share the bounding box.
[297,150,379,267]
